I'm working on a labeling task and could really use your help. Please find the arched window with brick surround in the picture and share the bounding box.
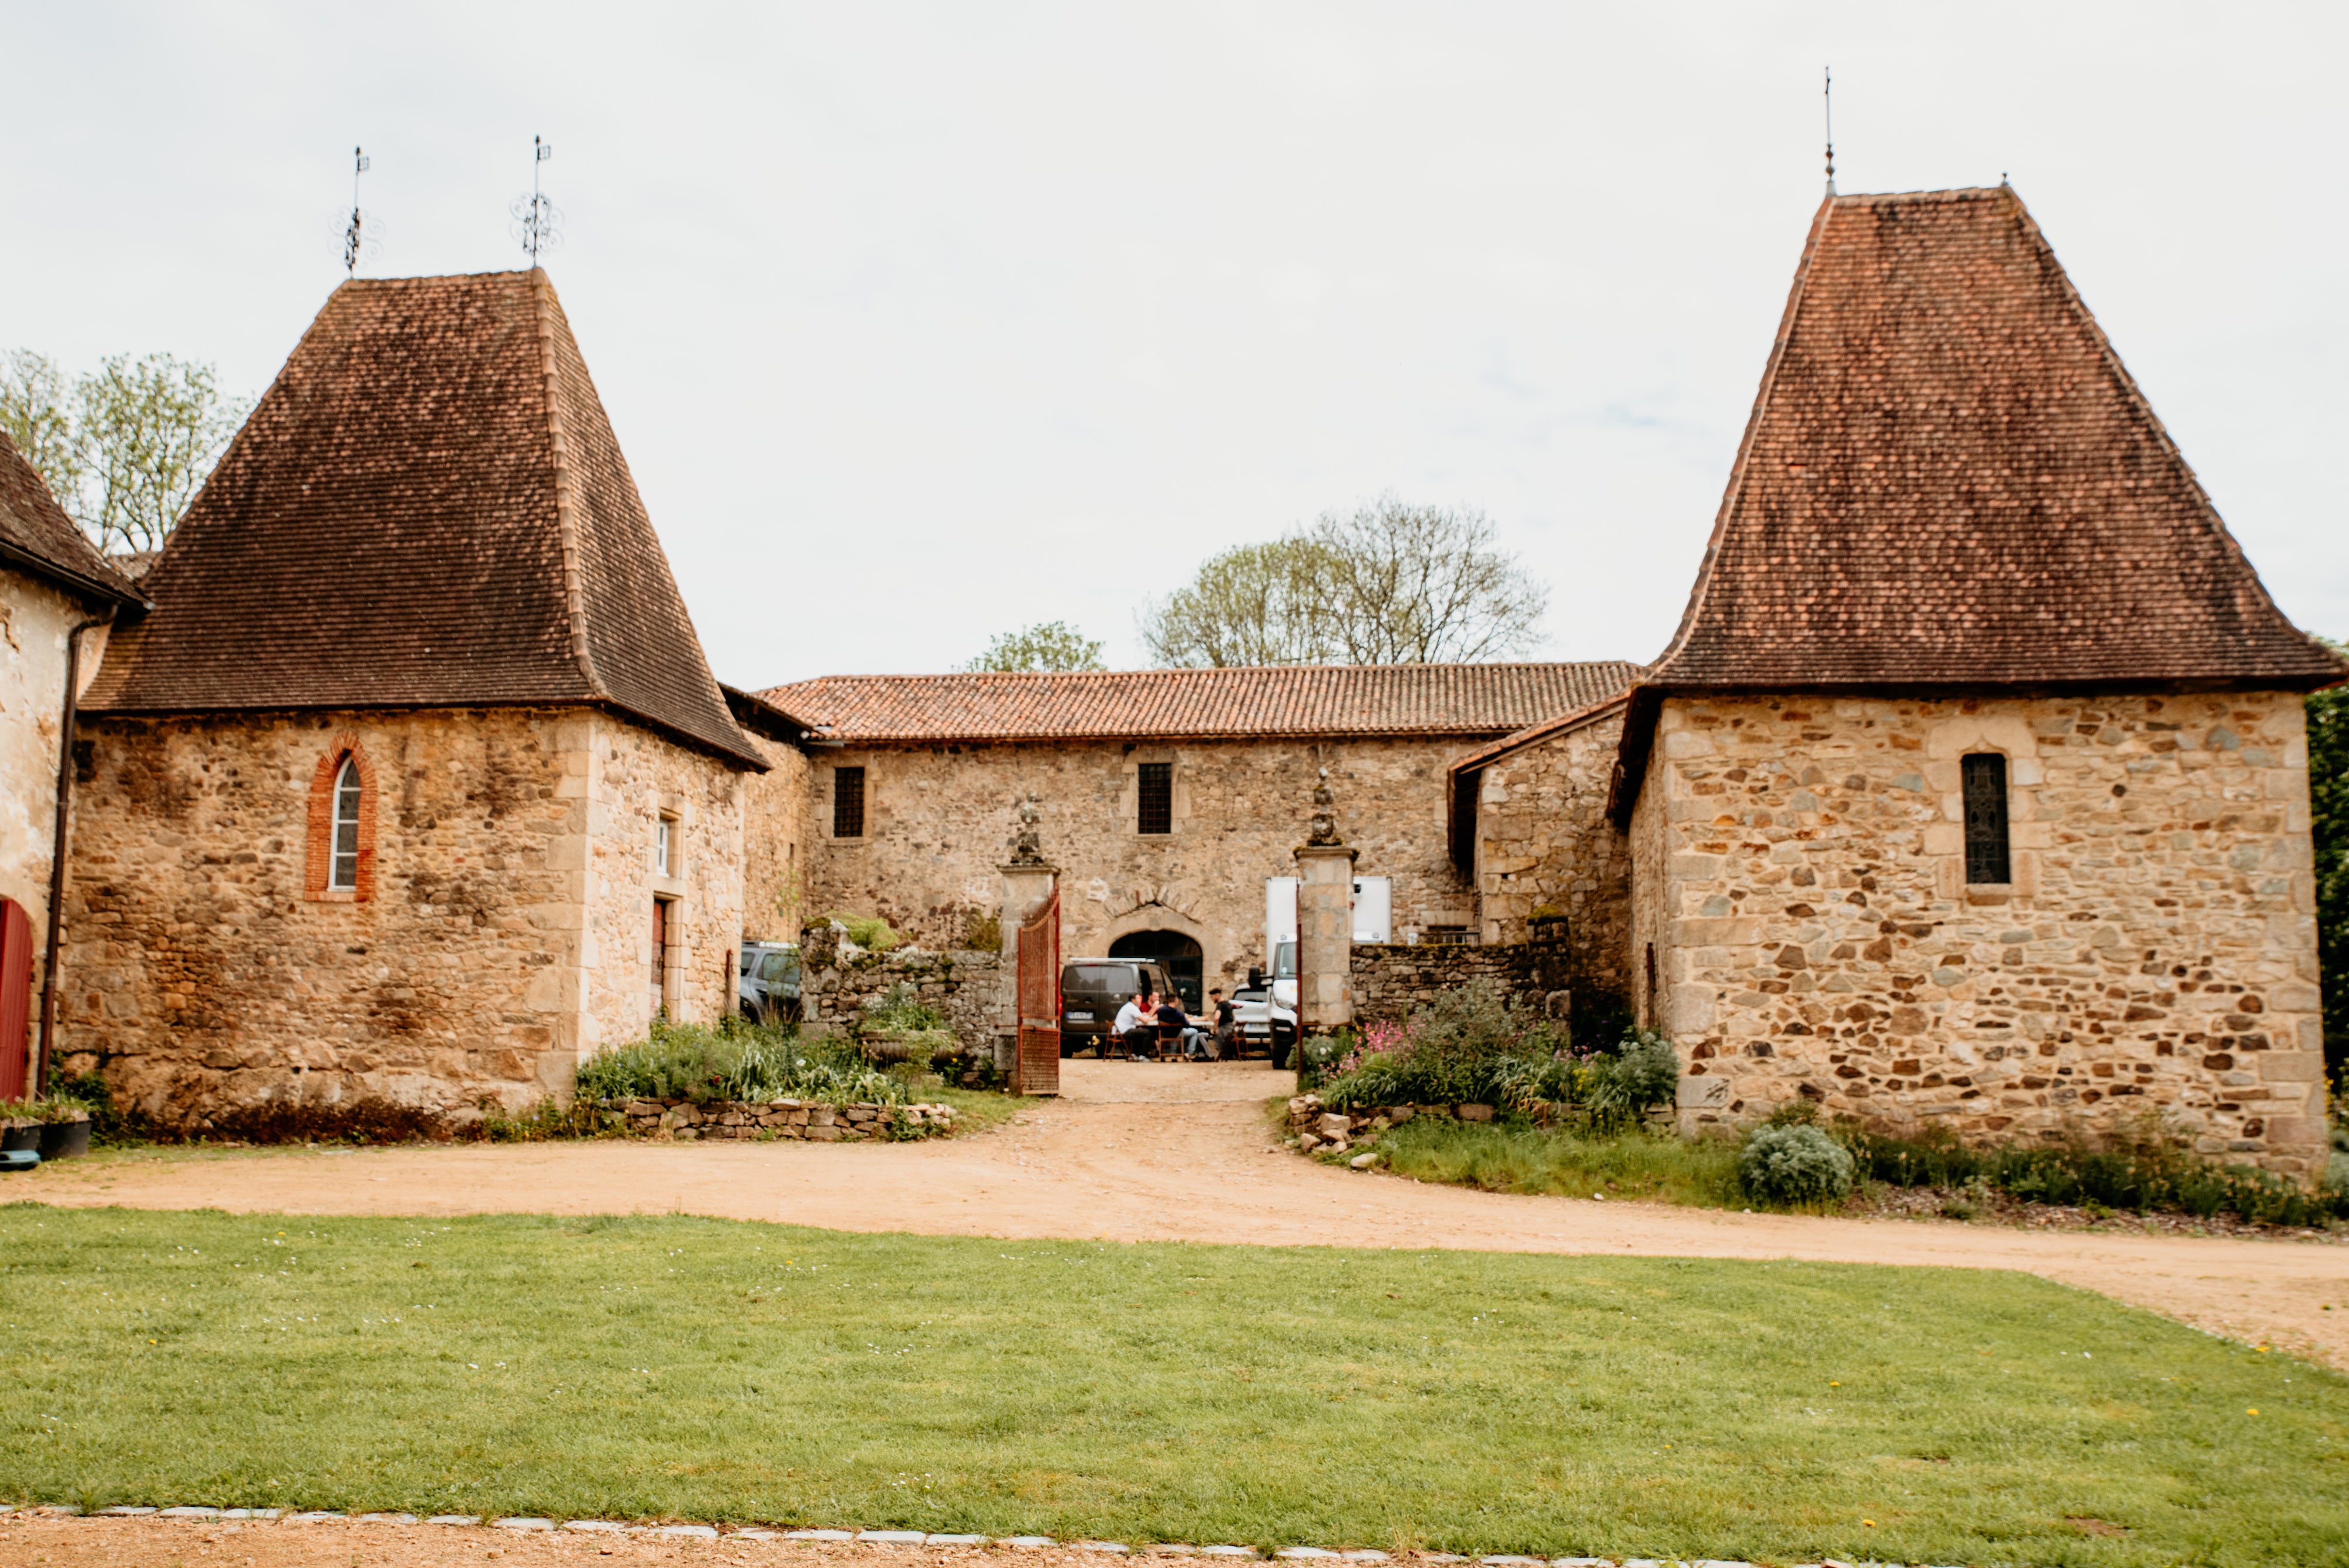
[306,737,377,901]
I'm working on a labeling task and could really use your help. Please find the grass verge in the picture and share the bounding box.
[3,1206,2344,1564]
[1368,1118,1748,1207]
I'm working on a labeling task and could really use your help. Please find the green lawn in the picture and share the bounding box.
[2,1206,2343,1565]
[1362,1118,1751,1208]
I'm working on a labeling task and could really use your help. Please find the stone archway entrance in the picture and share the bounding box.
[1108,929,1203,1012]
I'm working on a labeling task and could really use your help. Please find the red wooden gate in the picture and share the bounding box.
[0,897,33,1101]
[1014,888,1061,1095]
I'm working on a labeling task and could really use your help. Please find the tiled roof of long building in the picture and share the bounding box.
[760,662,1643,743]
[82,270,765,769]
[1647,186,2341,692]
[0,429,140,605]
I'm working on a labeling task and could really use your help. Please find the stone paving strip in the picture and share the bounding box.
[0,1504,1967,1567]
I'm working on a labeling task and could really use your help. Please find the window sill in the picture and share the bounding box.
[308,889,363,904]
[1964,884,2014,905]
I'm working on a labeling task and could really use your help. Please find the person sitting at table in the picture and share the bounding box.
[1113,989,1156,1060]
[1209,988,1237,1059]
[1158,992,1209,1059]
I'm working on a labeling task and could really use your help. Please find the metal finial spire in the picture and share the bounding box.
[1823,67,1836,196]
[511,134,563,264]
[341,146,382,275]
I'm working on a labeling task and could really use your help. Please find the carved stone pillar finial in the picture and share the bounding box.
[1306,765,1341,847]
[1008,790,1045,866]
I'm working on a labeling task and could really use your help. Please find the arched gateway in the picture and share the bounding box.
[1107,930,1203,1012]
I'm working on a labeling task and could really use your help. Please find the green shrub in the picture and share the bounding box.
[0,1092,96,1125]
[864,982,946,1033]
[1294,1031,1350,1091]
[1578,1029,1680,1129]
[1320,984,1681,1126]
[1843,1117,2347,1227]
[576,1017,906,1107]
[1739,1123,1856,1206]
[1320,980,1568,1109]
[823,912,903,952]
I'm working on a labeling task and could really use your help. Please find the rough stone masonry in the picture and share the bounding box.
[1633,692,2327,1174]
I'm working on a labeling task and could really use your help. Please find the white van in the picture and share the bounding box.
[1263,874,1392,1010]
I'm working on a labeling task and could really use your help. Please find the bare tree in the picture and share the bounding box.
[1140,494,1548,667]
[0,349,250,556]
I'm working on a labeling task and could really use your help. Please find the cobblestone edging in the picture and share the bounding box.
[613,1097,958,1142]
[1,1504,1957,1566]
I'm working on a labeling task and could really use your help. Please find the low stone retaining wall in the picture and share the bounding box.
[611,1097,957,1142]
[1280,1092,1493,1155]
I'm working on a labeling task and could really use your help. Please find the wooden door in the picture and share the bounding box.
[0,897,30,1100]
[649,899,669,1018]
[1014,889,1061,1095]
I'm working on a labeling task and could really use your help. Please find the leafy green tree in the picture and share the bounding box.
[961,620,1106,673]
[2308,639,2349,1090]
[0,351,82,498]
[1141,494,1549,667]
[0,349,250,556]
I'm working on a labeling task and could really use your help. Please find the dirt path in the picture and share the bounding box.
[0,1517,1239,1567]
[16,1059,2348,1365]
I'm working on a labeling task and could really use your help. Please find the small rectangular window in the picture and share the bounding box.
[654,817,674,876]
[1961,752,2012,884]
[833,766,866,838]
[1137,762,1173,835]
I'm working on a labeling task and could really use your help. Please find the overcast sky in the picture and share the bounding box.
[4,3,2341,687]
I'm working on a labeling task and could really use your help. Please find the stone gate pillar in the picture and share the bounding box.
[1294,769,1357,1035]
[995,793,1056,1076]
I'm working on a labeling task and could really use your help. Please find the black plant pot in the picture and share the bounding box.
[38,1119,90,1160]
[1,1119,38,1153]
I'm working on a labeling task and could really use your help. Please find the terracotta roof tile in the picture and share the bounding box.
[761,662,1640,745]
[1650,187,2343,691]
[82,270,764,768]
[1446,693,1630,778]
[0,429,140,605]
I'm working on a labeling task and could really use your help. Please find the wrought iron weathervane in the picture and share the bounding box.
[511,134,563,263]
[340,146,384,275]
[1823,66,1836,196]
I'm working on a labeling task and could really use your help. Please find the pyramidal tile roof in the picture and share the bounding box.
[1647,186,2341,692]
[82,270,764,769]
[760,662,1641,745]
[0,429,140,605]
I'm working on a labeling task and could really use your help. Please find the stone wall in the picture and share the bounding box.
[1466,706,1633,1019]
[739,731,814,944]
[613,1095,957,1140]
[1348,938,1575,1028]
[1639,691,2328,1175]
[581,716,748,1057]
[798,927,999,1054]
[55,706,751,1121]
[796,737,1485,998]
[0,566,110,1076]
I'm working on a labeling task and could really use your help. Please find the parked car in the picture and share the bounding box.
[739,941,801,1024]
[1059,958,1180,1057]
[1231,987,1298,1068]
